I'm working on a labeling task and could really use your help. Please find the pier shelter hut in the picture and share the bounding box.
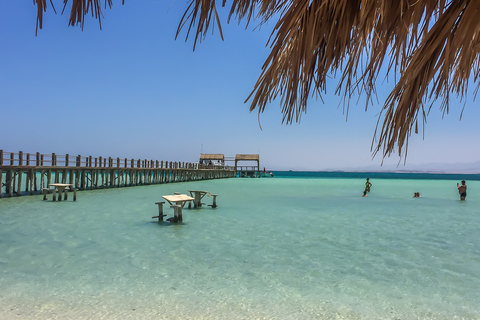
[199,154,225,169]
[235,154,260,178]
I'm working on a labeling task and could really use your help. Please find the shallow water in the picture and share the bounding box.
[1,175,479,319]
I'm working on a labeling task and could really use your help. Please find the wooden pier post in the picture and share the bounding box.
[0,151,2,199]
[80,170,85,190]
[8,171,13,197]
[94,169,99,188]
[69,168,75,187]
[17,170,22,196]
[29,168,34,195]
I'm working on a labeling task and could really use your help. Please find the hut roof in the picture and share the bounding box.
[35,1,480,159]
[200,154,224,161]
[235,154,259,161]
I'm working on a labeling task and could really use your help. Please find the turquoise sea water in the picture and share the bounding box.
[1,172,479,319]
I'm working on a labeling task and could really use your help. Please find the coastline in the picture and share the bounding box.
[271,170,480,181]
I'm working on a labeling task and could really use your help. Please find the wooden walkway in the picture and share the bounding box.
[0,150,236,198]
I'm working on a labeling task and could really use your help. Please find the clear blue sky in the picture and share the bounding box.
[1,1,479,171]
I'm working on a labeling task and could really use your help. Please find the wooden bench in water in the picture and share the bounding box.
[208,194,218,208]
[43,183,77,201]
[188,190,219,208]
[158,194,194,223]
[152,201,167,221]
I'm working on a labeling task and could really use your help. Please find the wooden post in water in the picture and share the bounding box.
[34,153,40,192]
[47,169,51,190]
[69,167,75,187]
[17,153,22,196]
[25,166,30,193]
[16,170,22,196]
[8,171,13,197]
[29,168,34,195]
[55,167,60,183]
[0,150,3,198]
[80,169,85,190]
[40,170,44,191]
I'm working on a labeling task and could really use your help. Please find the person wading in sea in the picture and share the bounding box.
[365,178,372,193]
[457,180,467,201]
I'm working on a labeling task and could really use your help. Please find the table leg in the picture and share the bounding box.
[194,193,201,208]
[169,205,182,222]
[177,204,183,222]
[210,194,218,208]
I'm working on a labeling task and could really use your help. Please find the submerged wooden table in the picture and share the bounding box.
[162,194,194,222]
[188,190,208,208]
[47,183,75,201]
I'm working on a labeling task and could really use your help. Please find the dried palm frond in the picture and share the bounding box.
[34,0,123,31]
[177,0,480,159]
[34,1,480,159]
[35,0,55,36]
[374,0,480,158]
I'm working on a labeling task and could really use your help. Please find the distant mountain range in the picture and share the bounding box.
[329,160,480,174]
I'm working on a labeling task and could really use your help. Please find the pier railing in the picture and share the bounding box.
[0,150,236,170]
[0,150,236,198]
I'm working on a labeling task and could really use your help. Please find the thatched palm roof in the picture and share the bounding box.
[35,1,480,159]
[200,154,225,161]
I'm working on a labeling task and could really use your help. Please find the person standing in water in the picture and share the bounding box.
[457,180,467,201]
[365,178,372,193]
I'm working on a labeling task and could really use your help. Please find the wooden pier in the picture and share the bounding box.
[199,154,261,177]
[0,150,236,198]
